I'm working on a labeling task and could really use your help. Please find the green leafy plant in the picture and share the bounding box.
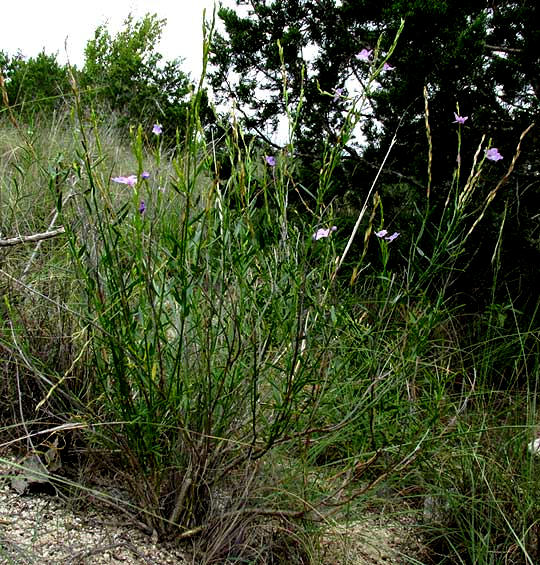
[80,13,193,137]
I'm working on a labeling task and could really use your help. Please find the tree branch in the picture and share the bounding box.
[0,227,66,247]
[484,44,523,54]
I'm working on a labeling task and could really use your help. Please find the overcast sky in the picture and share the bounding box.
[1,0,236,80]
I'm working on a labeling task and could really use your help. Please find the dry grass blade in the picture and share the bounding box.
[466,122,535,239]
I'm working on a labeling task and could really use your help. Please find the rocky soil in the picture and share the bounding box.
[1,454,425,564]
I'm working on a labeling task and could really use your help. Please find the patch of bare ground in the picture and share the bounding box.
[1,455,426,564]
[0,453,188,565]
[319,514,426,564]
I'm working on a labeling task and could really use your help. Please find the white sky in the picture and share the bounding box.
[1,0,234,80]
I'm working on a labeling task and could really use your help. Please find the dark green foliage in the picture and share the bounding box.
[0,50,71,117]
[209,0,539,317]
[210,1,538,161]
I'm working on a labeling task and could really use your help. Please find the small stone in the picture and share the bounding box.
[423,494,451,524]
[528,438,540,455]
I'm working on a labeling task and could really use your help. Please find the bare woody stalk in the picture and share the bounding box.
[0,71,19,129]
[1,72,71,278]
[331,129,398,281]
[21,206,68,278]
[0,227,66,247]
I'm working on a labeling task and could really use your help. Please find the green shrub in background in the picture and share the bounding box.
[0,50,71,118]
[80,13,194,138]
[0,13,203,141]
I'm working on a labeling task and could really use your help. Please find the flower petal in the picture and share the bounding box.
[486,147,503,161]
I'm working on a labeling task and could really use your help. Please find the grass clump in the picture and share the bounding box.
[1,35,539,565]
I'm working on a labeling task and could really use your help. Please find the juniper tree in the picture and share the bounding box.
[209,0,539,313]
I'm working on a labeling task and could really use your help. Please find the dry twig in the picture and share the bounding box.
[0,227,66,247]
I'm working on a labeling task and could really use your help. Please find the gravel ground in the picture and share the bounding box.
[0,454,424,565]
[0,487,189,564]
[0,453,188,565]
[319,516,425,564]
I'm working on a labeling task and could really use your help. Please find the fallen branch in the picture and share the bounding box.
[175,506,310,541]
[0,227,65,247]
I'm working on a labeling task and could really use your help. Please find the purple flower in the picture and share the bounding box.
[312,226,337,241]
[112,174,138,187]
[356,48,372,62]
[382,62,395,71]
[139,200,146,214]
[332,87,344,101]
[453,112,468,124]
[152,124,162,135]
[375,229,399,242]
[265,155,276,167]
[486,147,503,161]
[141,171,150,179]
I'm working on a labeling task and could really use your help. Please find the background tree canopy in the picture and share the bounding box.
[1,13,195,138]
[209,1,538,163]
[0,50,71,118]
[209,0,539,313]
